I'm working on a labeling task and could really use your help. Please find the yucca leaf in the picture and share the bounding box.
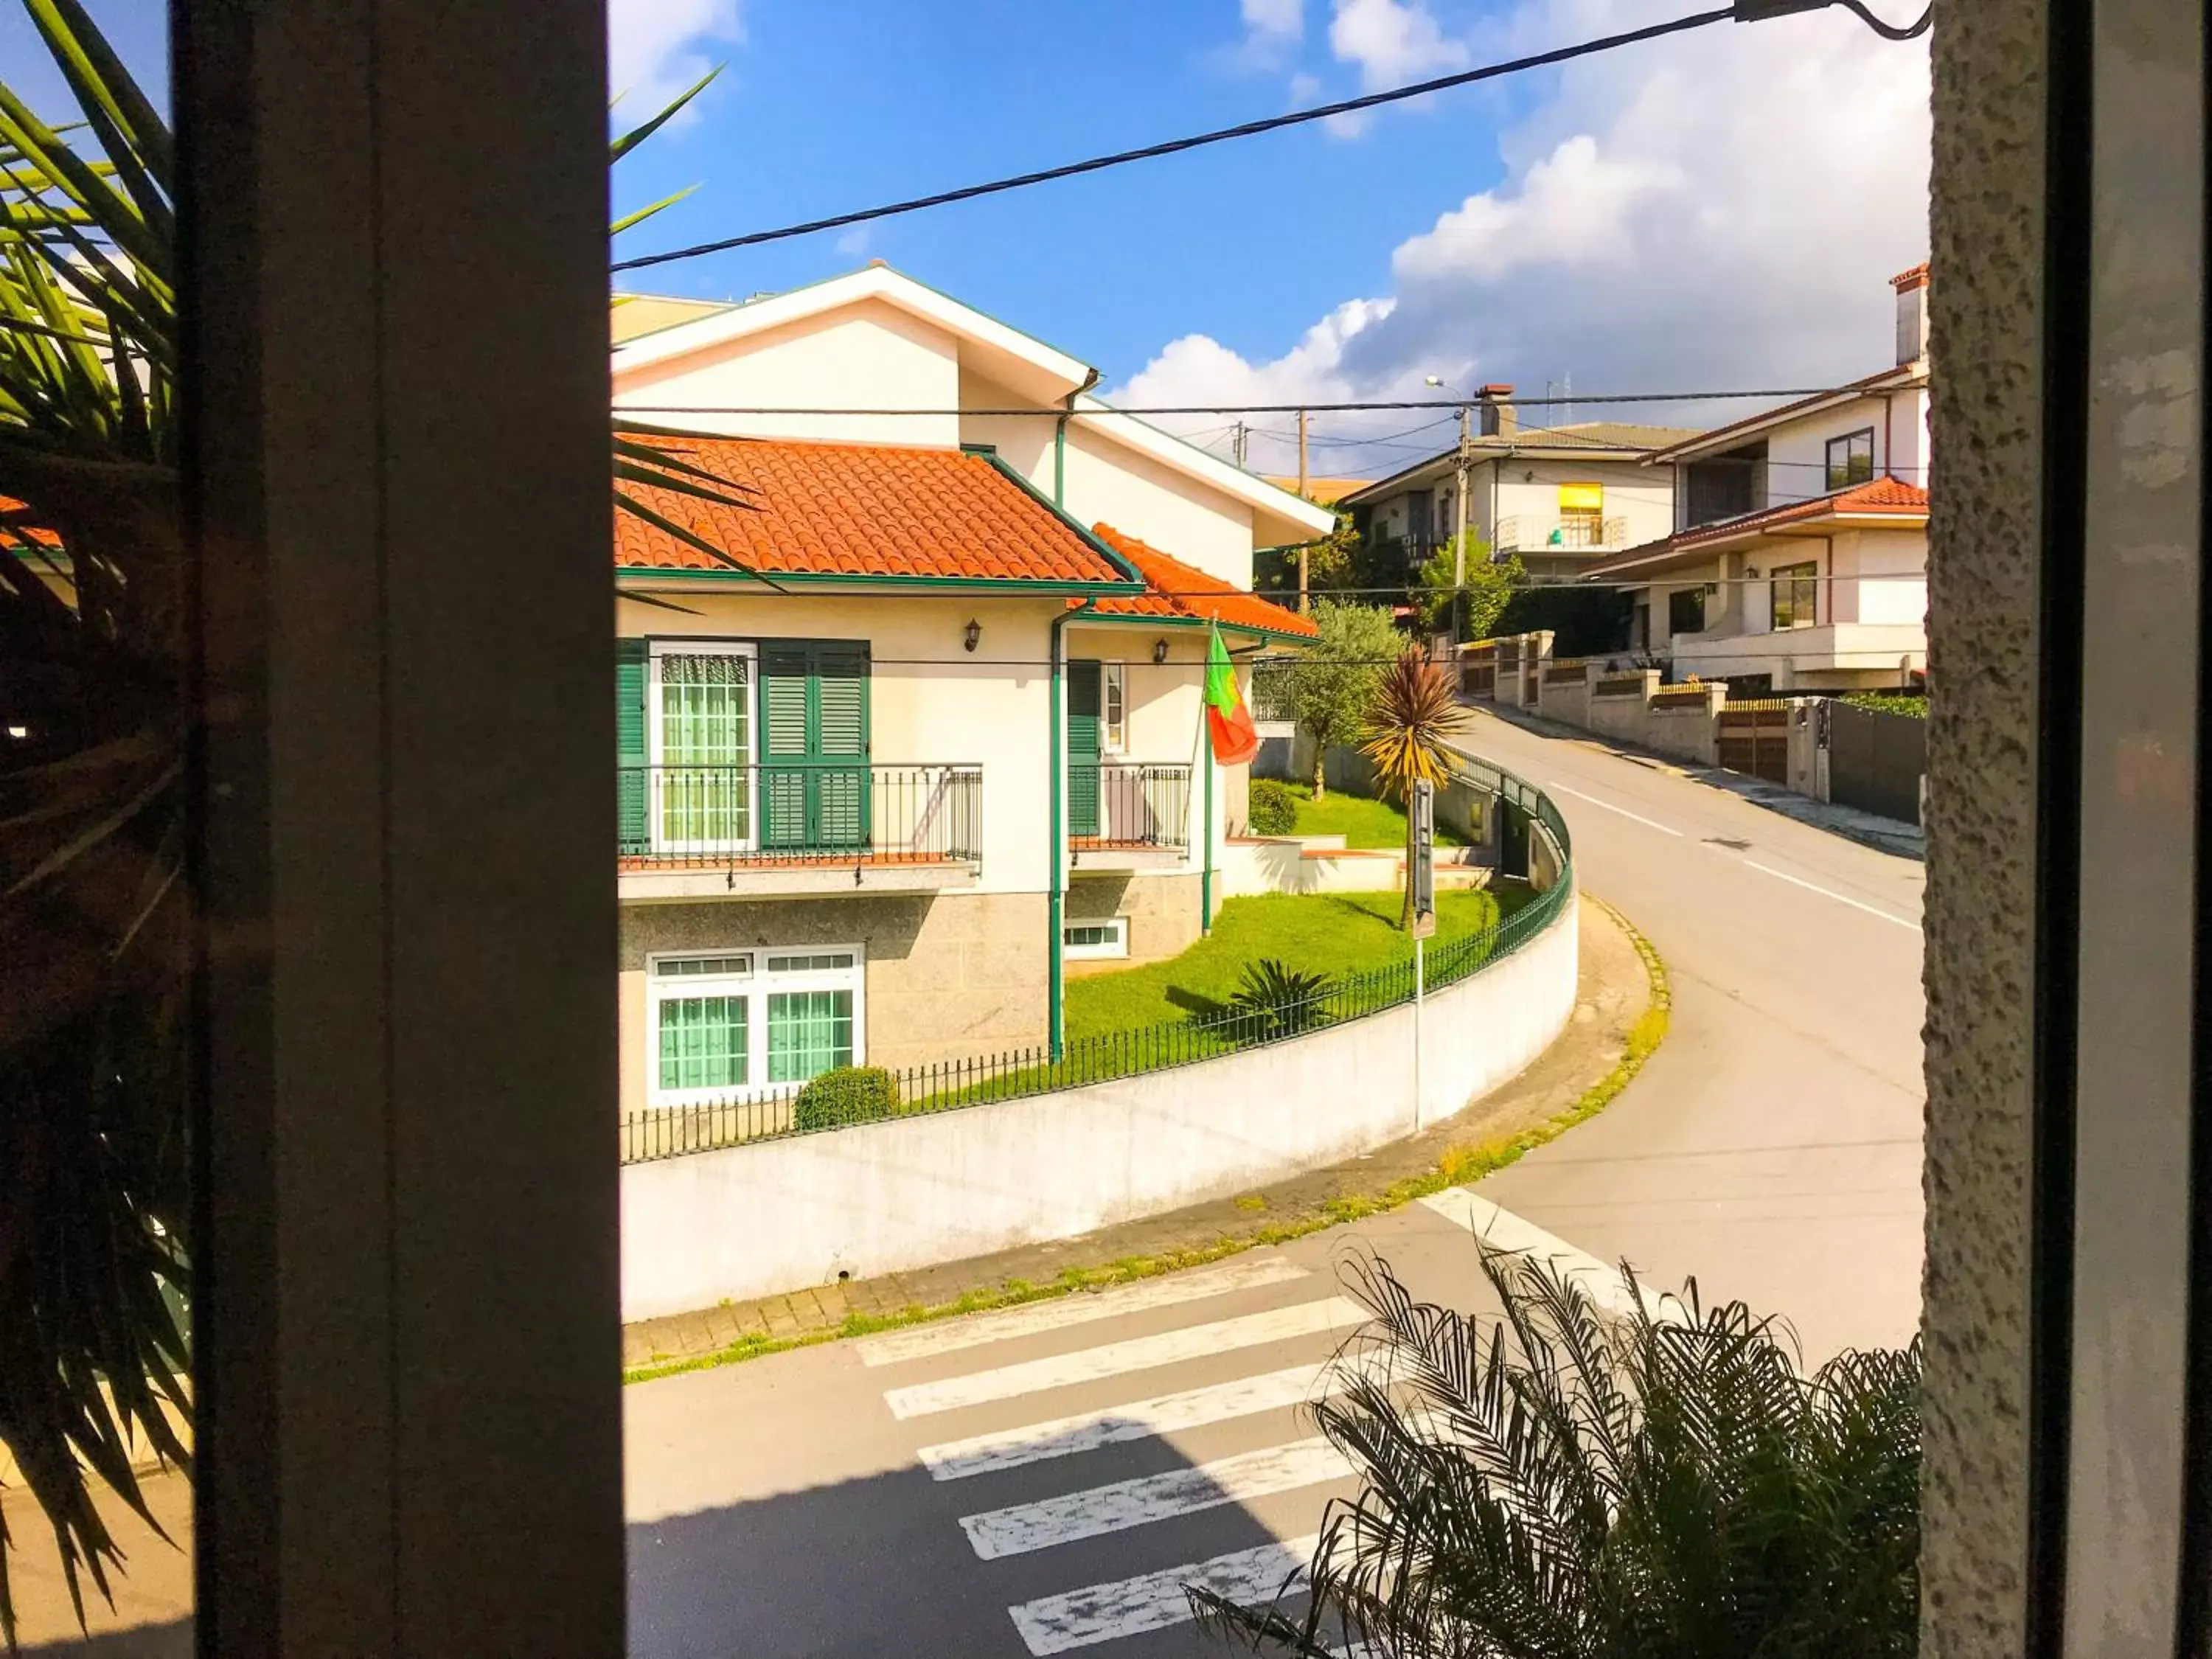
[612,181,700,237]
[609,64,720,164]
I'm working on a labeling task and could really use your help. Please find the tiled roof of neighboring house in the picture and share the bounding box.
[1088,524,1319,640]
[1259,475,1371,507]
[1338,422,1702,505]
[1641,364,1927,465]
[1586,478,1930,577]
[612,433,1139,587]
[0,496,60,549]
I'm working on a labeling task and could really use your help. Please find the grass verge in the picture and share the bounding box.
[623,894,1670,1387]
[1283,780,1465,850]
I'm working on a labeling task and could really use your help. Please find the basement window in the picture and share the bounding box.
[1063,919,1130,960]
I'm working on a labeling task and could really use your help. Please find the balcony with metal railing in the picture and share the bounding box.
[618,762,984,898]
[1068,760,1192,869]
[1495,514,1631,555]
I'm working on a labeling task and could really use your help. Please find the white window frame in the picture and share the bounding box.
[647,640,757,856]
[1062,918,1129,960]
[646,942,866,1107]
[1102,661,1127,754]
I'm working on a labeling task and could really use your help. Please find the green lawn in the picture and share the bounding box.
[1283,782,1464,849]
[1063,886,1520,1040]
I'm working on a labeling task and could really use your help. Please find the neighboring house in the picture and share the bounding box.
[607,265,1332,1116]
[1338,390,1695,583]
[1259,474,1371,508]
[1587,266,1933,692]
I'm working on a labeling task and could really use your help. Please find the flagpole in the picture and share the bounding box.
[1202,718,1214,936]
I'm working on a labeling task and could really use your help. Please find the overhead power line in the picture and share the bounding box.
[615,386,1865,418]
[611,1,1932,274]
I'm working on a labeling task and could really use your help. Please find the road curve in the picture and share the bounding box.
[1455,706,1925,1357]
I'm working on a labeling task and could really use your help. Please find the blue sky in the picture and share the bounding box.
[609,1,1541,389]
[12,1,1931,477]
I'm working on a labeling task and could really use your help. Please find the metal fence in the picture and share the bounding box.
[1073,762,1192,853]
[619,757,1575,1165]
[619,762,983,866]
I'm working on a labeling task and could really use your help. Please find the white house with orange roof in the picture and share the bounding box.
[1585,265,1934,692]
[606,267,1333,1116]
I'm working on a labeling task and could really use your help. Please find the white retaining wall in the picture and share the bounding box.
[621,882,1581,1319]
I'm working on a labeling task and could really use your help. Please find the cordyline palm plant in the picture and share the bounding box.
[0,1,752,1640]
[1194,1248,1922,1658]
[1357,646,1469,928]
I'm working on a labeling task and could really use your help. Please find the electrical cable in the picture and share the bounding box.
[612,10,1735,271]
[613,385,1889,418]
[612,0,1930,273]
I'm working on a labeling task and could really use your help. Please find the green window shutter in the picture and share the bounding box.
[616,639,650,855]
[1066,658,1102,839]
[812,643,871,849]
[761,641,871,850]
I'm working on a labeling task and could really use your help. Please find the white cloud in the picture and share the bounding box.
[835,226,872,258]
[608,0,744,126]
[1328,0,1468,91]
[1288,70,1324,102]
[1243,0,1304,45]
[1119,0,1931,476]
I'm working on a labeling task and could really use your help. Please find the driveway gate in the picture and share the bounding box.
[1824,700,1926,823]
[1716,701,1792,784]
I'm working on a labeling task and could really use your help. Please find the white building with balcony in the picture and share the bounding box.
[1339,388,1694,583]
[1588,265,1933,692]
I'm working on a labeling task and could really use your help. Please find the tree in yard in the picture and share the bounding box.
[0,3,747,1635]
[1259,601,1401,799]
[1357,647,1470,927]
[1192,1245,1922,1659]
[1256,506,1361,598]
[1413,531,1524,641]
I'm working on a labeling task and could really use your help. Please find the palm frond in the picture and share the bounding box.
[1200,1245,1922,1658]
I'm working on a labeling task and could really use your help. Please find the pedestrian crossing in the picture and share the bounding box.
[866,1247,1374,1655]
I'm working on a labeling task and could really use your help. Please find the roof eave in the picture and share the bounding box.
[616,568,1144,596]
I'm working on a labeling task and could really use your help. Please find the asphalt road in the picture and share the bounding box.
[626,715,1927,1658]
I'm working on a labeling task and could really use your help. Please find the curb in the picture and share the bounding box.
[623,895,1672,1385]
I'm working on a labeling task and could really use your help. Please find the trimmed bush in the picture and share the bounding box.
[1248,777,1300,836]
[791,1065,900,1131]
[1843,691,1928,718]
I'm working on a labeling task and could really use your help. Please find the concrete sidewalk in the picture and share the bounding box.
[622,896,1663,1374]
[1471,700,1925,860]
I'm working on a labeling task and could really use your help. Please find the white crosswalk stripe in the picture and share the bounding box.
[856,1256,1309,1367]
[882,1296,1364,1419]
[959,1436,1351,1560]
[918,1358,1368,1481]
[1418,1187,1673,1323]
[1006,1532,1320,1655]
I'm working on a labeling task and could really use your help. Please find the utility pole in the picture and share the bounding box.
[1232,421,1247,468]
[1297,408,1311,613]
[1453,402,1472,641]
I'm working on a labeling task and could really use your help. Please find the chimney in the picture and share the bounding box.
[1892,263,1930,366]
[1478,383,1517,439]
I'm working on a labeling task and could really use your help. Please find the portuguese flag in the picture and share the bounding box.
[1203,621,1259,766]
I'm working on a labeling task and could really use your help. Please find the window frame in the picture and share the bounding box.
[1102,661,1127,754]
[646,640,758,856]
[1062,918,1130,960]
[1667,585,1708,639]
[1769,560,1820,631]
[1824,426,1876,491]
[646,943,866,1107]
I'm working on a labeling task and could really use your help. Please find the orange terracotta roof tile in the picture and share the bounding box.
[1088,524,1318,639]
[613,433,1137,585]
[1589,478,1929,577]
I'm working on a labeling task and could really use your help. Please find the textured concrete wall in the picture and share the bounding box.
[619,886,1579,1318]
[1921,2,2046,1654]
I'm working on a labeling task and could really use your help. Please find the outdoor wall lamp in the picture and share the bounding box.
[1152,639,1169,664]
[963,619,981,653]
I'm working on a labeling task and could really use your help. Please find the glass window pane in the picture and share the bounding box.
[657,995,748,1091]
[659,654,751,843]
[768,990,855,1082]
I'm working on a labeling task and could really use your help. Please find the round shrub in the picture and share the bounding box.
[791,1065,900,1131]
[1248,777,1300,837]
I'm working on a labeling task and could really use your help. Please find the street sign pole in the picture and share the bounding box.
[1411,779,1436,1133]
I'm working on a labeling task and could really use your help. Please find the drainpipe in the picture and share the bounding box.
[1056,369,1099,509]
[1048,599,1097,1061]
